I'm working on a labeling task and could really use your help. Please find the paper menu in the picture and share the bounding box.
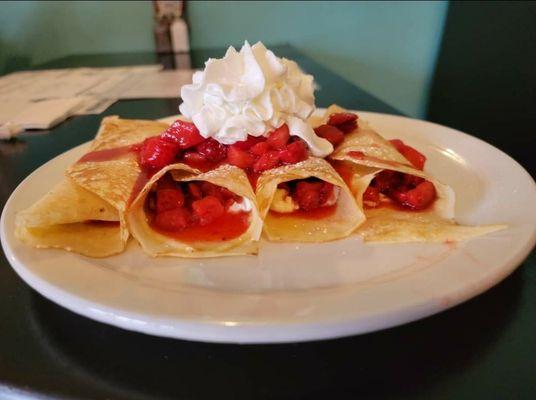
[116,70,194,99]
[0,65,163,100]
[0,65,195,137]
[0,97,84,138]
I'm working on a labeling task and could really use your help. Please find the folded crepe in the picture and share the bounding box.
[320,105,505,242]
[127,164,263,257]
[16,116,169,257]
[256,157,365,242]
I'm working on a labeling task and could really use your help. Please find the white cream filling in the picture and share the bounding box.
[228,197,253,214]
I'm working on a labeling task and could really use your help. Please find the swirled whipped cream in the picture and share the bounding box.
[179,41,333,157]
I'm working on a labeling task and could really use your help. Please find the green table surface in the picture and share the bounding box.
[0,45,534,400]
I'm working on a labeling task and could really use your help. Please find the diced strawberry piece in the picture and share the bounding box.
[247,171,261,188]
[314,124,345,146]
[401,173,424,189]
[250,142,271,157]
[233,135,266,150]
[154,207,191,231]
[391,181,436,210]
[227,145,254,169]
[218,186,240,202]
[328,112,358,126]
[155,173,177,190]
[196,138,227,162]
[328,112,358,133]
[279,140,308,164]
[253,150,280,172]
[389,139,426,170]
[363,186,380,208]
[181,151,207,167]
[187,182,203,200]
[266,124,290,149]
[318,182,335,205]
[339,121,358,133]
[278,182,290,191]
[156,188,185,213]
[294,181,323,211]
[371,170,402,193]
[200,182,223,202]
[192,195,225,226]
[161,120,205,149]
[139,137,180,171]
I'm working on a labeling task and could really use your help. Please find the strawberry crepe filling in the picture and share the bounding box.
[269,178,339,219]
[145,173,251,242]
[135,110,435,214]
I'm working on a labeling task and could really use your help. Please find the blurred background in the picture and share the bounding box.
[1,0,534,165]
[0,0,448,118]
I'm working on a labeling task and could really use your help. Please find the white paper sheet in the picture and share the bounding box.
[0,65,194,135]
[8,98,85,130]
[117,70,194,99]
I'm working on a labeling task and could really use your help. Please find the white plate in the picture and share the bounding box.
[2,111,535,343]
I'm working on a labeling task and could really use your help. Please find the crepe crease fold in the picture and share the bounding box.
[127,164,263,257]
[320,105,505,242]
[15,116,168,257]
[256,157,366,242]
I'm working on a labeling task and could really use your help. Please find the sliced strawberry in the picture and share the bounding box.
[363,186,380,207]
[227,145,254,169]
[328,112,358,133]
[314,124,345,146]
[161,120,205,149]
[389,139,426,170]
[196,138,227,162]
[250,142,271,157]
[187,182,203,200]
[294,181,323,211]
[391,180,436,210]
[233,135,266,150]
[253,150,280,172]
[192,195,225,226]
[139,137,180,171]
[266,124,290,149]
[156,188,185,213]
[279,140,308,164]
[154,207,191,231]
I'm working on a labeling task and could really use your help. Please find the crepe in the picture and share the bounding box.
[318,105,505,242]
[256,157,365,242]
[333,161,505,243]
[15,178,124,257]
[127,164,263,257]
[15,116,169,257]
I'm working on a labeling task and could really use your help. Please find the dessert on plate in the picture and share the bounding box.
[15,41,504,258]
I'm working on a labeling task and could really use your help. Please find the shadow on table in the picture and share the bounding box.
[28,266,525,400]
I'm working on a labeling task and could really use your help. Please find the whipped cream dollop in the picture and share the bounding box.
[179,41,333,157]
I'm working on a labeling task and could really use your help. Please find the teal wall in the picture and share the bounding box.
[0,1,154,72]
[0,1,448,118]
[187,1,448,117]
